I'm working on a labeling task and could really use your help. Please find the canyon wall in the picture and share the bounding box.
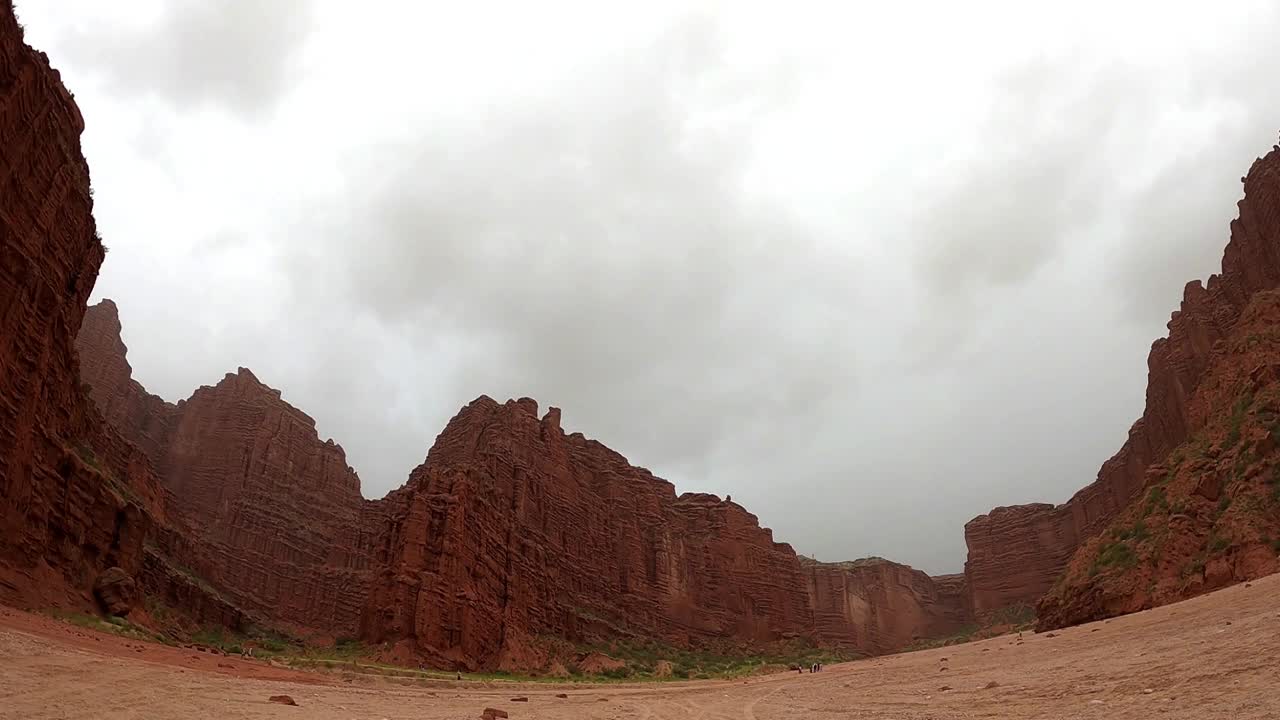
[1039,288,1280,628]
[0,2,164,610]
[803,558,970,652]
[77,308,970,667]
[77,302,389,635]
[964,143,1280,615]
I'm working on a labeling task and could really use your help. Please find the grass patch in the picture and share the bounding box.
[1225,393,1253,449]
[1142,487,1169,517]
[1090,541,1138,577]
[49,610,170,645]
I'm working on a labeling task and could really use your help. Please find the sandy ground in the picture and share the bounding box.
[1,574,1278,719]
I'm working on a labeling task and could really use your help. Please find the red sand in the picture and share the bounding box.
[2,573,1278,719]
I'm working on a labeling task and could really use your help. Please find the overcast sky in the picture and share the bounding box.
[19,1,1280,574]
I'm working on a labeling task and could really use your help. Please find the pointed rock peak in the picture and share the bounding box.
[91,297,119,315]
[511,397,539,417]
[542,406,562,433]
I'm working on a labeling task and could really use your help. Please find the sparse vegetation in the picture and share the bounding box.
[1091,541,1138,577]
[1225,393,1253,449]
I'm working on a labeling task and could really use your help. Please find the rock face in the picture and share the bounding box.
[1038,288,1280,628]
[359,396,816,670]
[78,300,390,635]
[74,299,176,462]
[0,2,162,610]
[964,144,1280,615]
[92,567,136,616]
[803,558,970,653]
[77,315,975,669]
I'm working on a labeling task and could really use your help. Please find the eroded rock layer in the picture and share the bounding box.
[803,558,970,653]
[0,2,164,610]
[78,308,972,668]
[1039,289,1280,628]
[965,143,1280,615]
[78,300,390,635]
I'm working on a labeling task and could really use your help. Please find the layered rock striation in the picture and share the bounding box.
[78,309,971,667]
[0,2,163,610]
[78,302,390,635]
[803,557,970,653]
[965,142,1280,615]
[1039,288,1280,628]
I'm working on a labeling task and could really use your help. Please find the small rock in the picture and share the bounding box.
[984,681,1000,689]
[555,693,568,699]
[1143,688,1154,694]
[510,697,528,702]
[268,695,297,706]
[1090,699,1105,705]
[597,698,608,702]
[939,667,948,672]
[1045,632,1057,638]
[940,685,952,691]
[1091,628,1100,632]
[1246,582,1253,588]
[1226,621,1233,626]
[481,709,508,720]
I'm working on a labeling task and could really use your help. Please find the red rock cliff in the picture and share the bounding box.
[0,3,162,609]
[964,141,1280,615]
[360,396,816,670]
[77,303,392,635]
[803,558,970,653]
[79,304,974,667]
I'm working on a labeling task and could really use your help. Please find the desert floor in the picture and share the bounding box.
[1,573,1277,719]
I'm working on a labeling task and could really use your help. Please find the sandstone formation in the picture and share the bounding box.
[78,300,391,635]
[0,2,162,611]
[802,558,970,653]
[4,0,973,667]
[964,143,1280,615]
[76,312,972,667]
[92,567,136,616]
[1038,287,1280,628]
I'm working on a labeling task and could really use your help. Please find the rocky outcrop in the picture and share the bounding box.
[964,143,1280,614]
[0,2,162,611]
[75,299,177,461]
[803,557,970,653]
[77,305,392,636]
[80,302,974,667]
[1037,289,1280,628]
[360,396,818,670]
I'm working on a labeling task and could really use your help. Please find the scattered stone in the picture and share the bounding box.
[940,685,952,691]
[268,695,297,706]
[1143,688,1154,694]
[481,709,508,719]
[92,567,137,616]
[1045,632,1057,638]
[1089,699,1105,705]
[555,693,568,699]
[510,697,528,702]
[984,681,1000,689]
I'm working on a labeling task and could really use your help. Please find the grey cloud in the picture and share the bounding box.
[32,3,1280,576]
[282,15,864,485]
[54,0,313,116]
